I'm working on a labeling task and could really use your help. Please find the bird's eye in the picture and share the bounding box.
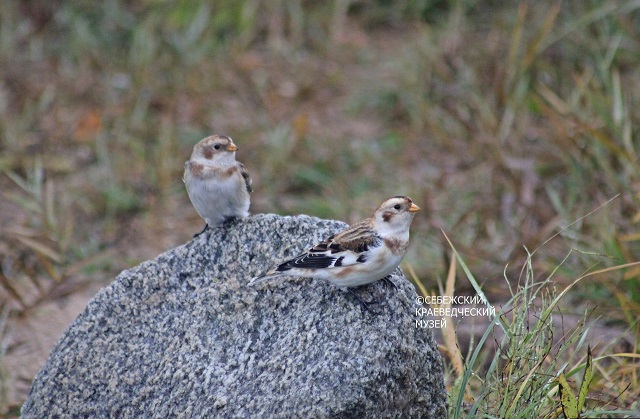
[394,204,402,210]
[214,144,221,150]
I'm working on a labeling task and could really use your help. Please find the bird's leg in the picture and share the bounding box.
[380,275,398,291]
[347,288,380,315]
[193,223,210,238]
[223,216,238,224]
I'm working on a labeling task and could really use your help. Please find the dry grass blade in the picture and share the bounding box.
[531,194,621,257]
[440,229,504,332]
[0,272,27,310]
[541,1,625,52]
[439,254,464,378]
[34,253,62,284]
[64,248,118,277]
[580,261,640,280]
[505,3,527,91]
[406,262,464,378]
[522,3,560,69]
[406,263,428,298]
[14,236,62,264]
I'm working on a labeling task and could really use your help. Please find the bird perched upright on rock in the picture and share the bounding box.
[250,196,420,311]
[183,135,252,235]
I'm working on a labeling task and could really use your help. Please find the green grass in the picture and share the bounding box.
[437,239,640,417]
[1,0,639,414]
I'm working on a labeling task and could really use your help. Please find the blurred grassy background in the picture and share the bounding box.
[1,0,639,414]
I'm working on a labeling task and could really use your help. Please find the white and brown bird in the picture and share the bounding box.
[250,196,420,311]
[183,135,252,235]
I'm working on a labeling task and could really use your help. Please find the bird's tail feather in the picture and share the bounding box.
[248,271,286,285]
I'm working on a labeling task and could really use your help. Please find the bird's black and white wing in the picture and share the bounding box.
[250,220,382,284]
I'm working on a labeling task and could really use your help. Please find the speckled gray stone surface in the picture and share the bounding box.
[22,214,447,418]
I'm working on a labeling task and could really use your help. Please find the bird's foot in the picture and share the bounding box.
[193,224,210,238]
[347,288,381,315]
[380,275,398,291]
[223,216,239,225]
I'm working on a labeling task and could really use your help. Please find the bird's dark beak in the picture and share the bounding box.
[409,203,420,212]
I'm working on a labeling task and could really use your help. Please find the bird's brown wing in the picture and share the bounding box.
[238,162,252,193]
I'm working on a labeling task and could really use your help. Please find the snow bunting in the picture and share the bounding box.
[183,135,252,234]
[250,196,420,311]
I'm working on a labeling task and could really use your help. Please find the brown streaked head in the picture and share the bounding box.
[192,135,238,160]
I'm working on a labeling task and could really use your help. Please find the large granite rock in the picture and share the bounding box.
[22,214,447,418]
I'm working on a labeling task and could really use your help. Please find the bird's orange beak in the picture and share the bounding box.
[409,203,420,212]
[228,144,238,152]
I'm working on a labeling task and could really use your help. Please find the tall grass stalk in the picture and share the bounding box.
[444,242,640,418]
